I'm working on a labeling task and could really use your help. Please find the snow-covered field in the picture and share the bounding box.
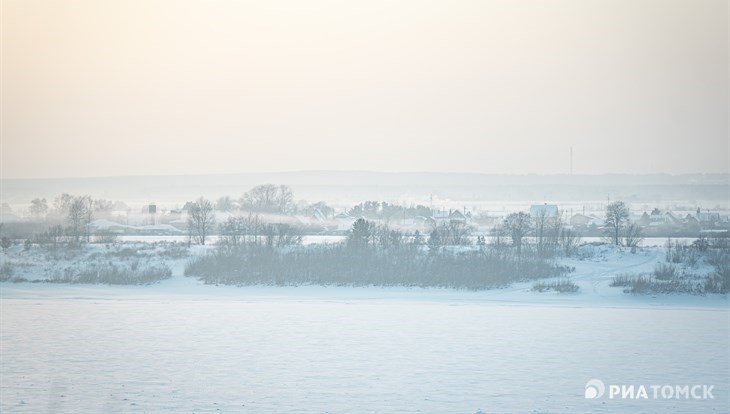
[2,298,728,413]
[1,245,728,413]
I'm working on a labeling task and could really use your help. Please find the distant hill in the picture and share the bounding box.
[2,171,728,208]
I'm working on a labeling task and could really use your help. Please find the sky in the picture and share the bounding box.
[1,0,728,179]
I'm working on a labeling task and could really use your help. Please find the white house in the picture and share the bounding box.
[529,204,559,218]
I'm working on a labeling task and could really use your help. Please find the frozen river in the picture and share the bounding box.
[1,297,728,413]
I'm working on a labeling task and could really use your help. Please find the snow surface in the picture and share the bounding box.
[1,244,728,413]
[90,219,183,233]
[2,299,728,413]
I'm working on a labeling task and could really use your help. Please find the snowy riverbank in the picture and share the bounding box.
[1,243,726,309]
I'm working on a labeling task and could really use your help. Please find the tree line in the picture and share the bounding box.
[185,217,570,290]
[3,189,647,255]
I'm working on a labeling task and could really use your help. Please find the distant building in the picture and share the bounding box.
[334,212,356,231]
[663,211,682,227]
[428,209,470,226]
[649,208,664,226]
[448,209,467,223]
[570,213,599,228]
[310,208,327,223]
[685,214,700,232]
[529,204,559,218]
[638,212,651,227]
[697,209,721,225]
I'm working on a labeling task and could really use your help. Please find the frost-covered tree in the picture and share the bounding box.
[605,201,629,246]
[30,198,48,219]
[427,228,443,254]
[263,223,302,248]
[623,222,643,248]
[348,201,381,219]
[504,212,532,260]
[530,212,566,258]
[53,193,74,217]
[187,197,215,245]
[348,218,374,250]
[490,224,508,253]
[558,228,581,256]
[93,199,114,214]
[219,216,246,247]
[426,221,473,247]
[445,221,473,246]
[275,185,294,214]
[67,195,93,244]
[240,184,294,214]
[216,196,235,212]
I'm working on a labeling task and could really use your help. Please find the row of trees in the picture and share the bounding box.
[348,201,434,221]
[186,216,570,289]
[6,194,100,249]
[29,194,127,220]
[213,184,295,214]
[17,192,641,253]
[32,194,96,245]
[185,243,569,290]
[346,218,473,251]
[489,201,642,259]
[491,212,581,260]
[210,186,334,222]
[219,214,302,248]
[215,187,433,219]
[185,197,304,247]
[182,206,647,289]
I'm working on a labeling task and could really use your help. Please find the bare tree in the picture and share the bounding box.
[490,223,508,253]
[216,196,235,212]
[558,228,581,256]
[84,197,93,242]
[263,223,302,248]
[187,197,215,245]
[243,213,262,246]
[219,216,246,247]
[605,201,629,246]
[504,212,532,260]
[426,221,473,247]
[93,199,114,218]
[241,184,276,212]
[546,214,565,256]
[240,184,294,214]
[533,208,550,256]
[276,185,294,214]
[53,193,74,218]
[446,221,473,246]
[67,195,92,245]
[623,222,644,248]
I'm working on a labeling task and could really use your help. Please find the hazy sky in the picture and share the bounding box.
[2,0,728,179]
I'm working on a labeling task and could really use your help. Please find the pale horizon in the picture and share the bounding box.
[2,0,729,179]
[2,169,730,182]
